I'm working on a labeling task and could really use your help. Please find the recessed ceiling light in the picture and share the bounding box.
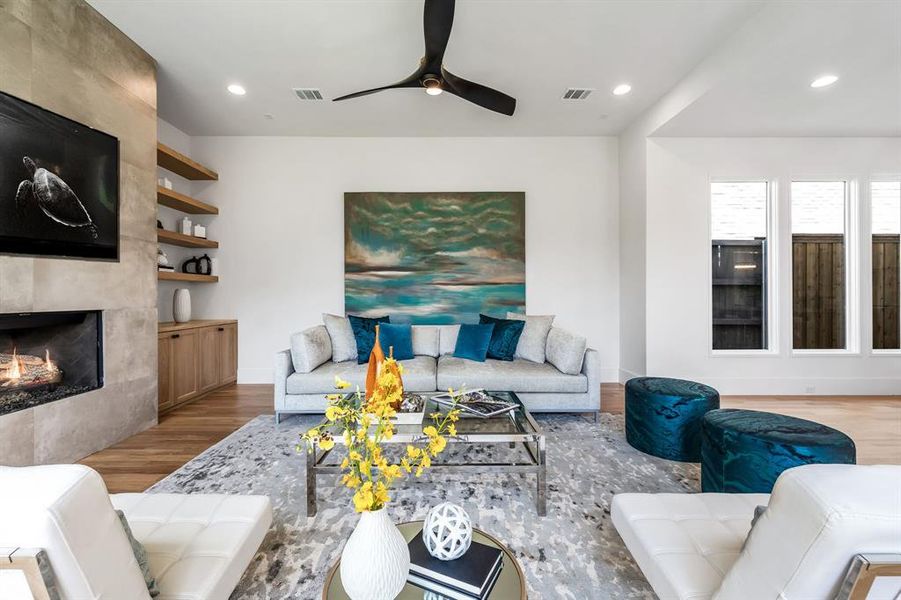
[612,84,632,96]
[810,74,838,88]
[227,84,247,96]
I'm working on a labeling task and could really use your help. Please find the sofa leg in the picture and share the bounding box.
[275,412,282,425]
[594,411,599,424]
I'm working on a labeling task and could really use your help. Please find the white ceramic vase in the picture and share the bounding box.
[340,508,410,600]
[173,288,191,323]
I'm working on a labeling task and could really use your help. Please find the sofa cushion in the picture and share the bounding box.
[437,355,588,393]
[322,314,357,363]
[348,314,390,364]
[437,324,460,355]
[379,323,414,360]
[545,326,587,375]
[411,325,439,357]
[290,325,332,373]
[287,356,437,394]
[611,491,769,600]
[507,313,555,363]
[453,323,494,362]
[110,493,272,600]
[479,314,525,361]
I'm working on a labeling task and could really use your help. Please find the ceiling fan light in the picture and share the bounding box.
[422,75,443,95]
[425,86,443,96]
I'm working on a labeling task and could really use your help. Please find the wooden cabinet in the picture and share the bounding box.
[158,320,237,415]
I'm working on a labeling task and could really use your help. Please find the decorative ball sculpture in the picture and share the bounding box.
[422,502,472,561]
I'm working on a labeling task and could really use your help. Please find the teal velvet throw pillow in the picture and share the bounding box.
[479,314,526,361]
[348,315,390,364]
[453,323,495,362]
[378,323,414,360]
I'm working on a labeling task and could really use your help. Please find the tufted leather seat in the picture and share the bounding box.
[613,464,901,600]
[0,465,271,600]
[612,491,768,599]
[111,493,272,600]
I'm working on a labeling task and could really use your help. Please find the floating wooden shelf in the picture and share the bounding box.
[157,186,219,215]
[158,229,219,249]
[158,271,219,283]
[157,143,218,181]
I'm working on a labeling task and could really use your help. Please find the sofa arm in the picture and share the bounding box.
[582,348,601,412]
[274,349,294,408]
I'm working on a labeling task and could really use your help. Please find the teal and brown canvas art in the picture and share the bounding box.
[345,192,525,324]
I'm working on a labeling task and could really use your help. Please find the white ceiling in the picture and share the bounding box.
[656,0,901,137]
[87,0,763,136]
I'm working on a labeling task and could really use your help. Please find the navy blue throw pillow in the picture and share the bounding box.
[479,314,525,361]
[378,323,414,361]
[453,323,495,362]
[348,315,390,364]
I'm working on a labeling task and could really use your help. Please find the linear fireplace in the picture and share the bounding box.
[0,311,103,417]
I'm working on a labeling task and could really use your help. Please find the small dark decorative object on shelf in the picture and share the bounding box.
[182,254,212,275]
[399,392,424,414]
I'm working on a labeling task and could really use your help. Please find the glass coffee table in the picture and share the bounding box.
[321,520,528,599]
[305,391,547,516]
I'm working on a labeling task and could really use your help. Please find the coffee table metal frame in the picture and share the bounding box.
[320,520,528,600]
[305,391,547,517]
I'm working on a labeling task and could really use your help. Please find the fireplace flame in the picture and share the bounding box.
[1,347,61,389]
[8,348,22,380]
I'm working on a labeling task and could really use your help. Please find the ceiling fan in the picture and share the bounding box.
[333,0,516,116]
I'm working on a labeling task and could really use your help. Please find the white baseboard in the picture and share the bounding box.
[679,376,901,396]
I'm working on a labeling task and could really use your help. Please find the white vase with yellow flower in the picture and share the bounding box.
[299,357,460,600]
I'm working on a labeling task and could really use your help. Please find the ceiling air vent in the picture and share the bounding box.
[562,88,593,100]
[293,88,324,101]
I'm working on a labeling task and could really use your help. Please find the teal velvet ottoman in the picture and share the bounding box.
[701,409,856,493]
[625,377,720,462]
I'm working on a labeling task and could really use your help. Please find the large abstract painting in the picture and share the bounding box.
[345,192,525,323]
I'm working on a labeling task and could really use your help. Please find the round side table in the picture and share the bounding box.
[322,520,528,600]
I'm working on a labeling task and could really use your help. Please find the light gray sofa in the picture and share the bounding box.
[274,324,600,423]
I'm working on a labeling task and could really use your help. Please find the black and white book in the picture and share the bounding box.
[408,565,502,600]
[407,530,504,597]
[432,390,517,419]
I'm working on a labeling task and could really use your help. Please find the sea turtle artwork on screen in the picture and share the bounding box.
[15,156,98,238]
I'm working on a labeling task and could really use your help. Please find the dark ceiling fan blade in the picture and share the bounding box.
[423,0,455,63]
[332,70,423,102]
[441,68,516,116]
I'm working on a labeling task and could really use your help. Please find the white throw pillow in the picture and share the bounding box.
[507,313,555,363]
[322,313,357,363]
[545,326,587,375]
[411,326,439,357]
[290,325,332,373]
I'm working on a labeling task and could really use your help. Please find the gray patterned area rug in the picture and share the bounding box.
[149,414,700,599]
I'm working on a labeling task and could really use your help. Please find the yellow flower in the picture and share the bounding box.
[340,457,349,469]
[421,454,431,469]
[342,473,361,489]
[406,445,421,459]
[415,466,424,477]
[335,376,351,389]
[428,436,447,455]
[325,406,341,421]
[325,394,342,401]
[349,450,363,462]
[318,435,335,451]
[448,424,457,437]
[353,483,374,512]
[423,425,438,437]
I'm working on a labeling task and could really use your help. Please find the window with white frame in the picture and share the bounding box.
[871,180,900,350]
[710,181,770,350]
[791,181,849,350]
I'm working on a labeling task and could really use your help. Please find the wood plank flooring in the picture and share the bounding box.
[80,383,901,493]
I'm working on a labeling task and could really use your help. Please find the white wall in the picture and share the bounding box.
[184,137,620,383]
[646,137,901,394]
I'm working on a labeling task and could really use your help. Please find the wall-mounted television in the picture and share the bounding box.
[0,91,119,261]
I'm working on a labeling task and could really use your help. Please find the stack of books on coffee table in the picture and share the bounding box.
[407,531,503,599]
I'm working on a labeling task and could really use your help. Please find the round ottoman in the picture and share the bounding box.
[625,377,720,462]
[701,409,856,493]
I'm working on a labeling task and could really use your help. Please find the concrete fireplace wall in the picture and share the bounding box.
[0,0,158,465]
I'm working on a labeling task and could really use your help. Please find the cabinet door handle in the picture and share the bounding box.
[171,334,180,339]
[217,327,225,331]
